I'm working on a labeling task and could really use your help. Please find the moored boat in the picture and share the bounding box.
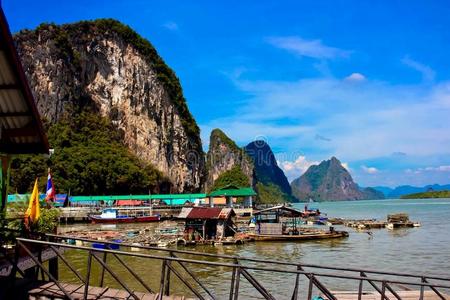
[89,207,160,224]
[249,230,349,241]
[251,205,349,241]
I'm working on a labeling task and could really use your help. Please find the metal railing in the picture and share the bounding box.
[5,234,450,300]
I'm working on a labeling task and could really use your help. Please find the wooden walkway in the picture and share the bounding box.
[327,290,450,300]
[28,282,193,300]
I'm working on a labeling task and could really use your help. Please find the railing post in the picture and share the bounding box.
[99,251,108,287]
[291,265,301,300]
[164,257,171,296]
[358,271,364,300]
[159,259,167,299]
[37,244,45,280]
[48,236,59,280]
[233,267,241,300]
[229,259,238,300]
[422,277,446,300]
[420,277,425,300]
[307,273,314,300]
[381,281,386,300]
[84,251,93,300]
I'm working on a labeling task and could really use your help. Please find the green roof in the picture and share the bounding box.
[208,187,256,197]
[70,194,206,202]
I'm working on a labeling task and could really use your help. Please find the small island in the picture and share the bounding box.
[401,190,450,199]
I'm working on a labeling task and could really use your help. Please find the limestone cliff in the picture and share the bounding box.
[291,157,384,201]
[205,129,254,190]
[14,20,204,192]
[244,141,296,203]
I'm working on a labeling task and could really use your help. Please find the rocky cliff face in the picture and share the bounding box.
[244,141,292,195]
[14,20,204,192]
[291,157,383,201]
[205,129,254,190]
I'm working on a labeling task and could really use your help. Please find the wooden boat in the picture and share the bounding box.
[249,230,348,241]
[89,207,160,224]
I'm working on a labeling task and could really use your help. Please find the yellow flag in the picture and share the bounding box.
[25,179,40,223]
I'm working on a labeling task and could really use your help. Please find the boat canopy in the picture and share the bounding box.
[254,205,303,218]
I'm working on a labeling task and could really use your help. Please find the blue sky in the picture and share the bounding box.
[4,0,450,187]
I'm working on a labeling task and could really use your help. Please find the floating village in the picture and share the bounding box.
[1,3,449,299]
[6,186,422,249]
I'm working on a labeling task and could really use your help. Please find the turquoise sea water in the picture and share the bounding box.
[59,198,450,299]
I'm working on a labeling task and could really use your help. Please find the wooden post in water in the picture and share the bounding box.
[202,220,206,240]
[0,155,12,211]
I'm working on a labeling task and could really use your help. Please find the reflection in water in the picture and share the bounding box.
[58,199,450,299]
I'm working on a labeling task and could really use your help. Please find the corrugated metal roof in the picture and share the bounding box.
[116,200,143,206]
[0,7,48,154]
[179,207,235,220]
[254,205,302,216]
[178,207,192,219]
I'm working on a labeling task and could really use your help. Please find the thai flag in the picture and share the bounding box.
[45,170,56,202]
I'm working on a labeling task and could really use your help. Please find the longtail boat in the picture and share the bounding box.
[89,207,160,224]
[249,230,348,241]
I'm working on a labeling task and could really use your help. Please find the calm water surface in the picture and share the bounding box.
[58,198,450,299]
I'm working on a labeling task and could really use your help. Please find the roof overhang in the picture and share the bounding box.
[0,7,48,155]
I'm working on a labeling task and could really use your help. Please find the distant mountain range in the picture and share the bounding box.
[372,184,450,198]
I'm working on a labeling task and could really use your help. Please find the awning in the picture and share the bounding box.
[116,200,143,206]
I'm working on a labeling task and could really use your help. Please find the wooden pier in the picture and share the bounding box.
[327,290,449,300]
[1,234,449,300]
[28,282,192,300]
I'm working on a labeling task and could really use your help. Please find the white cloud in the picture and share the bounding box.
[344,72,366,82]
[203,76,450,161]
[266,36,350,59]
[402,56,435,82]
[361,165,379,174]
[419,165,450,172]
[341,162,350,171]
[162,21,178,31]
[201,65,450,186]
[278,155,319,181]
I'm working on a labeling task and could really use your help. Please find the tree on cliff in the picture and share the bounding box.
[9,109,167,195]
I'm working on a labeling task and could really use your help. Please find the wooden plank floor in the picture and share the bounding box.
[28,281,193,300]
[325,290,450,300]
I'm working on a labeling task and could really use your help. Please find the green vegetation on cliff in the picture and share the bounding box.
[206,129,253,169]
[9,109,166,195]
[210,165,250,192]
[256,182,296,204]
[210,129,240,151]
[401,190,450,199]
